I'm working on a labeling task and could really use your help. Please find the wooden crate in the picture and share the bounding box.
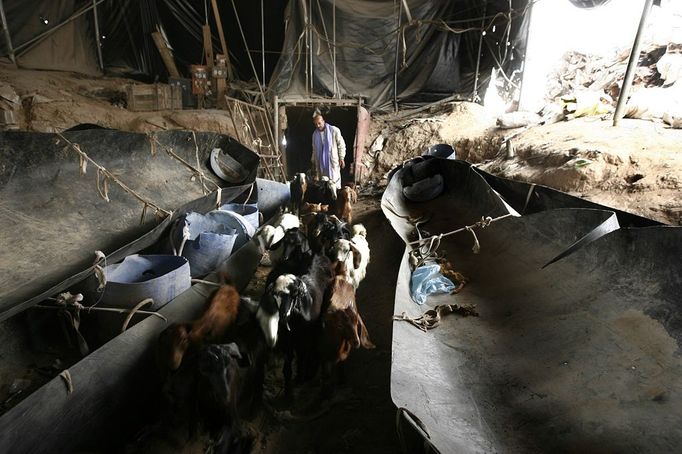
[126,84,182,112]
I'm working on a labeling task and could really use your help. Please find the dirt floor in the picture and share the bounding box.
[239,195,403,454]
[363,102,682,225]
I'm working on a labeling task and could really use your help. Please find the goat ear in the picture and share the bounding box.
[351,188,358,204]
[300,237,312,255]
[350,243,362,269]
[270,236,283,251]
[356,315,375,349]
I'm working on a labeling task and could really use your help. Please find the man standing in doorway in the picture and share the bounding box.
[311,111,346,189]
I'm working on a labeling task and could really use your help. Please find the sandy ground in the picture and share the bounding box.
[363,102,682,225]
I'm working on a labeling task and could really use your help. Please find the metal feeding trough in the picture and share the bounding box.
[98,255,191,311]
[210,147,250,184]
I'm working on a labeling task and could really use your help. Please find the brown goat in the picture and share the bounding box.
[156,282,241,373]
[189,283,241,344]
[320,276,374,366]
[156,322,192,372]
[332,185,357,225]
[300,202,329,215]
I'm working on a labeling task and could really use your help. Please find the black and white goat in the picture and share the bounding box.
[256,254,334,393]
[266,228,313,277]
[307,213,351,256]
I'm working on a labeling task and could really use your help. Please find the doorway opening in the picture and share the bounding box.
[281,105,358,185]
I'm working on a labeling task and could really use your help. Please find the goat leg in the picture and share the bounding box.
[283,350,294,398]
[319,361,335,401]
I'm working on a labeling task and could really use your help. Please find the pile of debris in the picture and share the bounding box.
[547,43,668,102]
[544,43,682,127]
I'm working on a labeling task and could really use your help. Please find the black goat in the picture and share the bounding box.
[304,178,337,206]
[265,228,314,288]
[289,173,308,215]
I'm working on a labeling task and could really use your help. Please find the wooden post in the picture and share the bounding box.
[151,31,181,78]
[210,0,234,81]
[202,24,214,72]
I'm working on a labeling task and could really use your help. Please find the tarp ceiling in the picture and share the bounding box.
[269,0,529,109]
[0,0,529,108]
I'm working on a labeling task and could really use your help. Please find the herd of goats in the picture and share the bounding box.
[134,175,374,452]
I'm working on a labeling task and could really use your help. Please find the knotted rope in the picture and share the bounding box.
[392,303,478,332]
[146,132,222,196]
[57,133,171,224]
[409,214,510,254]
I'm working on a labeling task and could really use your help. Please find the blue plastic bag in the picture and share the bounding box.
[410,264,455,305]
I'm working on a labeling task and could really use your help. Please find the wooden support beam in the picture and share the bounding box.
[202,24,214,71]
[210,0,234,80]
[151,31,180,78]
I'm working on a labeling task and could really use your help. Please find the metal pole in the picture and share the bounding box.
[274,95,279,151]
[301,0,309,95]
[315,0,335,96]
[229,0,263,89]
[92,0,104,70]
[261,0,265,88]
[613,0,655,126]
[516,1,533,110]
[332,0,337,97]
[393,0,402,112]
[0,0,15,65]
[309,0,314,94]
[472,0,487,101]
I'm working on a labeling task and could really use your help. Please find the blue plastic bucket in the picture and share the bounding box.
[204,209,256,252]
[99,254,191,310]
[176,212,239,277]
[220,202,260,230]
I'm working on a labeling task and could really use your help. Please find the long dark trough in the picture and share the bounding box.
[0,129,260,320]
[383,158,682,453]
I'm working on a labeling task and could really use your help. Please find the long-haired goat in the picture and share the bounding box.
[328,224,369,290]
[156,280,241,373]
[307,213,350,256]
[319,276,374,396]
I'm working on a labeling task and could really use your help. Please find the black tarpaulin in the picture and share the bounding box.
[268,0,529,110]
[1,1,528,107]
